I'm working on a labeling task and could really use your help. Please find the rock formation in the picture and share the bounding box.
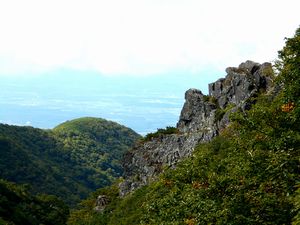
[119,60,274,196]
[94,195,109,212]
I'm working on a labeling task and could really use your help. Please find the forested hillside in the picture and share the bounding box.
[0,117,141,206]
[0,179,69,225]
[68,27,300,225]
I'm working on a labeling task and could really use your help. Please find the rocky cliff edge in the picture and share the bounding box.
[119,60,274,196]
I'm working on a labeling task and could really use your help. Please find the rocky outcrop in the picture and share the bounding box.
[177,89,217,133]
[94,195,109,212]
[209,61,273,110]
[119,60,274,196]
[120,133,204,195]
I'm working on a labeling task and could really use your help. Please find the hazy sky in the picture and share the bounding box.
[0,0,299,77]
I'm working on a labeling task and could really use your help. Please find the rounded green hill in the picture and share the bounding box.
[54,117,140,143]
[0,117,141,206]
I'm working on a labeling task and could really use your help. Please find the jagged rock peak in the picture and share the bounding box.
[226,60,260,74]
[118,60,274,197]
[177,88,217,134]
[185,88,203,97]
[209,60,273,109]
[177,60,273,134]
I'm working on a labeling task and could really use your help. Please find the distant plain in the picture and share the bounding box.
[0,69,220,135]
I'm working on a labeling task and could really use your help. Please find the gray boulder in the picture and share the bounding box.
[94,195,109,212]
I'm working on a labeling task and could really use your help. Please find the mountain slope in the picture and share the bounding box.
[0,117,141,206]
[68,27,300,224]
[53,117,139,174]
[0,179,69,225]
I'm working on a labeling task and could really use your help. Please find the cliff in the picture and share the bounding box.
[119,60,274,196]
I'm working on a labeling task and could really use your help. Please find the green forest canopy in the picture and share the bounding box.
[0,117,141,206]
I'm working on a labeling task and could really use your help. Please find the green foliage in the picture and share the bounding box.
[143,126,179,142]
[67,183,121,225]
[203,95,218,104]
[276,26,300,103]
[214,103,236,122]
[214,108,226,122]
[292,186,300,225]
[106,186,150,225]
[68,182,151,225]
[0,117,140,206]
[0,179,69,225]
[53,117,141,188]
[275,26,300,132]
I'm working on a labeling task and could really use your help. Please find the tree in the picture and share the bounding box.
[276,26,300,104]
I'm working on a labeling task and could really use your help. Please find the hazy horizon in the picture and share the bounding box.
[1,0,300,134]
[0,68,223,135]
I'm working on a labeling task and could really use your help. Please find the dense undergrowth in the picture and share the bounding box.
[142,126,179,142]
[0,179,69,225]
[68,26,300,225]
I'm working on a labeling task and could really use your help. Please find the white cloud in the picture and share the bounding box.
[0,0,299,76]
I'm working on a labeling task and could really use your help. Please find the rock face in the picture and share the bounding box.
[177,89,217,133]
[119,60,274,196]
[120,133,204,195]
[209,61,273,109]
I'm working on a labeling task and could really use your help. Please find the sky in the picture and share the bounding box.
[0,0,300,134]
[0,0,299,77]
